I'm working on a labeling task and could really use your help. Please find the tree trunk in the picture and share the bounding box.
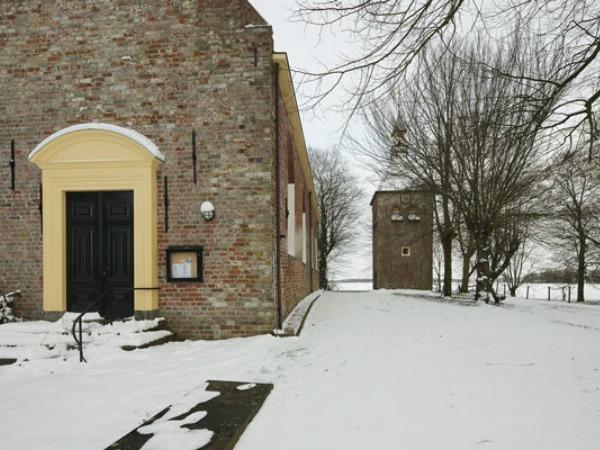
[441,231,453,296]
[440,139,453,297]
[318,213,329,290]
[475,238,492,303]
[460,254,471,293]
[577,235,586,302]
[475,245,482,302]
[318,253,328,290]
[510,286,517,297]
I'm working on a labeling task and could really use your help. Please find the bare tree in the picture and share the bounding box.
[487,215,534,298]
[295,0,600,151]
[547,148,600,302]
[447,36,556,302]
[357,34,552,302]
[503,239,536,297]
[309,147,363,289]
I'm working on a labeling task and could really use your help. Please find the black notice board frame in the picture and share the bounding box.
[166,246,203,282]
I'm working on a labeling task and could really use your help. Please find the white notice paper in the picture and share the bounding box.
[172,261,192,278]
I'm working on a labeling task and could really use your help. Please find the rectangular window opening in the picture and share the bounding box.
[287,183,296,256]
[302,212,307,264]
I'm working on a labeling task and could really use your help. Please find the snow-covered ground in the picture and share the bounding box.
[1,290,600,449]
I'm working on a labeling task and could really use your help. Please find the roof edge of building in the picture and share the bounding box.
[370,189,434,206]
[273,52,319,218]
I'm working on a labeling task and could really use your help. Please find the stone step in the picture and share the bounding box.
[121,331,177,351]
[0,315,175,361]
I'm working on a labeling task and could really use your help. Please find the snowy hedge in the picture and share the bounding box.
[0,291,21,324]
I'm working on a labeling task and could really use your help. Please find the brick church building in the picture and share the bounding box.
[0,0,319,339]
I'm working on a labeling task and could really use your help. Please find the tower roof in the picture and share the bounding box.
[393,115,407,133]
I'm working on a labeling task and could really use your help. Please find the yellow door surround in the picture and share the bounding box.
[29,123,163,314]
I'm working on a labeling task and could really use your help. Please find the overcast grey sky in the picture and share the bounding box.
[249,0,349,149]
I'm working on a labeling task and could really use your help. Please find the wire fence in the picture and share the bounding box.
[443,281,600,303]
[337,280,600,302]
[495,282,600,302]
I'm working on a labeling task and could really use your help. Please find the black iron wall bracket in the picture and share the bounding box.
[192,129,197,185]
[9,140,15,191]
[39,183,43,232]
[163,176,169,232]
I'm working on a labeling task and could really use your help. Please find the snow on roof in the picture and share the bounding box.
[28,123,165,162]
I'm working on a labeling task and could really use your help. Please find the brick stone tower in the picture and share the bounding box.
[371,190,433,290]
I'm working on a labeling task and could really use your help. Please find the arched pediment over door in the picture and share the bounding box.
[30,123,163,316]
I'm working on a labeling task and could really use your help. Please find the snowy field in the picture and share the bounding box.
[333,280,373,291]
[513,282,600,302]
[1,290,600,449]
[333,279,600,302]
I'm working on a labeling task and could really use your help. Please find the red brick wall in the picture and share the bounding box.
[0,0,279,339]
[0,137,42,319]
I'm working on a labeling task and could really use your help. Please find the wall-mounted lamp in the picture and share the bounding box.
[200,201,215,221]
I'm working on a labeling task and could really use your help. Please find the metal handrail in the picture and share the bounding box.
[70,286,160,362]
[3,290,21,299]
[71,288,113,363]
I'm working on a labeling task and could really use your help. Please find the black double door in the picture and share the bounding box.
[67,191,134,319]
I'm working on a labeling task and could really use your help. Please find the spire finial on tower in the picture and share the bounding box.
[391,115,408,158]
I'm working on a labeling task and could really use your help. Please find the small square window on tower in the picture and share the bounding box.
[401,246,411,256]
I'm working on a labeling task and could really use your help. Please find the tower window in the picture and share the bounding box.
[401,246,411,256]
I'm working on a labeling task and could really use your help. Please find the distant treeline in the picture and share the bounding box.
[525,268,600,283]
